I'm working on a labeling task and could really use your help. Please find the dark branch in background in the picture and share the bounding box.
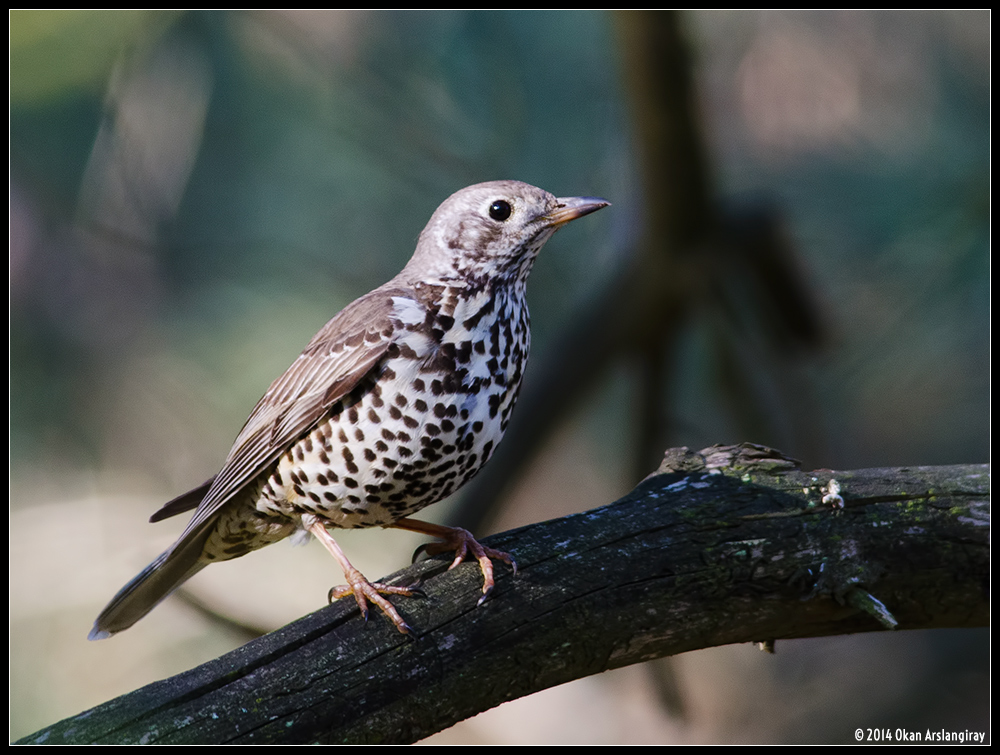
[20,445,989,745]
[453,10,826,535]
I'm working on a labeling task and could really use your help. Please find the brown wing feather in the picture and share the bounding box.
[91,286,416,639]
[149,477,215,522]
[158,285,410,549]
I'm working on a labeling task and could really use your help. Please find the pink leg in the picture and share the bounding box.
[392,518,516,605]
[307,520,414,634]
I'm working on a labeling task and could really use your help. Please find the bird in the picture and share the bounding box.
[89,180,609,640]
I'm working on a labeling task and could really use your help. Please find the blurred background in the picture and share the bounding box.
[10,10,988,744]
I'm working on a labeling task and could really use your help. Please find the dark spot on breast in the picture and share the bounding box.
[464,295,495,329]
[342,448,358,474]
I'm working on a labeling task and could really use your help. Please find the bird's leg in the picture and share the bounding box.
[392,518,517,605]
[306,520,414,634]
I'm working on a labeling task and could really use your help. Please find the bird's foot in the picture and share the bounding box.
[396,519,516,605]
[327,569,418,634]
[307,518,417,634]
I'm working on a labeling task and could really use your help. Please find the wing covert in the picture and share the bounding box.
[158,286,414,547]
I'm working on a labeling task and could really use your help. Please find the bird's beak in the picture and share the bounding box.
[544,196,611,227]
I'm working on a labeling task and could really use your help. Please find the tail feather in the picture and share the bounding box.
[89,526,214,640]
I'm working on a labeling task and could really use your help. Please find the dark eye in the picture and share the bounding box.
[488,200,512,221]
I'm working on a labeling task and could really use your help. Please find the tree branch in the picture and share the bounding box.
[20,445,989,745]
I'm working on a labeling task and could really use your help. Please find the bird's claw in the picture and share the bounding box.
[327,572,417,634]
[411,542,433,564]
[415,527,516,603]
[407,585,428,600]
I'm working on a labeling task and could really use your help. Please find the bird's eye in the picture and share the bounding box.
[488,200,512,221]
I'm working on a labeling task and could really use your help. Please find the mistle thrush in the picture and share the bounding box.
[90,180,609,639]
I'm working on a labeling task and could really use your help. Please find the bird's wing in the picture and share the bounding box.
[149,477,215,522]
[154,285,413,546]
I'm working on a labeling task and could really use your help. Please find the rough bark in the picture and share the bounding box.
[19,445,989,745]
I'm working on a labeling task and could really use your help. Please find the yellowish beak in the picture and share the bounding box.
[544,196,611,227]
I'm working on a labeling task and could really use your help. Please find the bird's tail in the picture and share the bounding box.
[88,526,213,640]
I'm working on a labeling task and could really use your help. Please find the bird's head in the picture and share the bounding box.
[405,180,609,287]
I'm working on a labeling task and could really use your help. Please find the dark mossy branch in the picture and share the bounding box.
[20,445,989,745]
